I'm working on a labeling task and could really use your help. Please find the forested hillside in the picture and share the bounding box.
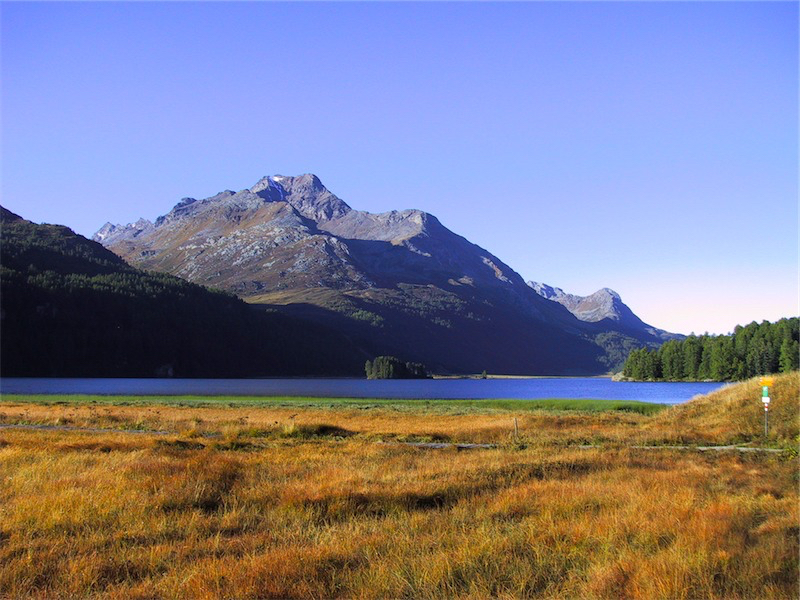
[0,207,366,377]
[622,318,799,381]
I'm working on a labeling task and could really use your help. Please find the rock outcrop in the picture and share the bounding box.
[529,282,680,341]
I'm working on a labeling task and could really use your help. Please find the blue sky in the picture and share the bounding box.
[2,1,797,335]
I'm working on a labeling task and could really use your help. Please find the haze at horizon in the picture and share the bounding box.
[2,1,797,335]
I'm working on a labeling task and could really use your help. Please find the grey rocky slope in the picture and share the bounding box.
[529,282,679,341]
[95,174,676,374]
[96,174,544,307]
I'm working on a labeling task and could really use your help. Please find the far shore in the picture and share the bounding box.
[432,374,613,380]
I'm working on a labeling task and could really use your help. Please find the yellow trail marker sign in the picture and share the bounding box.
[759,377,775,437]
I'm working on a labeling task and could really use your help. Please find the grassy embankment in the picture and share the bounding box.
[0,373,797,599]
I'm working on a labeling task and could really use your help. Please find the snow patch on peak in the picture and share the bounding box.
[250,176,288,202]
[267,177,286,199]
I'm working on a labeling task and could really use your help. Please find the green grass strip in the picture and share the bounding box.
[0,394,667,415]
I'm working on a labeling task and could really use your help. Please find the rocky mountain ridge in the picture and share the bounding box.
[94,173,676,374]
[529,281,679,341]
[95,174,533,302]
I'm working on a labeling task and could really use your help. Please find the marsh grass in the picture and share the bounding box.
[0,373,797,598]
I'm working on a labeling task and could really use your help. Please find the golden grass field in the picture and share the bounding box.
[0,373,798,599]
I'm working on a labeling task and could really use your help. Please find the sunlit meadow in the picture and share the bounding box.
[0,374,797,599]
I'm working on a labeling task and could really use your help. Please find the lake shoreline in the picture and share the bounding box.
[0,377,726,405]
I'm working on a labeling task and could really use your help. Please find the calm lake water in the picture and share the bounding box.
[0,377,727,405]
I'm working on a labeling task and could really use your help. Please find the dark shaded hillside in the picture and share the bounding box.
[0,207,366,377]
[259,287,603,375]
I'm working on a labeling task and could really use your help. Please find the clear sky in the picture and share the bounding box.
[2,1,797,335]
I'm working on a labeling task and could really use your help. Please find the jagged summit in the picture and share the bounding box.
[528,281,679,341]
[92,173,524,298]
[528,281,631,323]
[599,287,620,299]
[528,281,566,301]
[93,218,153,243]
[93,174,448,250]
[93,174,356,246]
[250,174,351,222]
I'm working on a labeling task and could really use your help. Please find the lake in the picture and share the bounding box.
[0,377,728,405]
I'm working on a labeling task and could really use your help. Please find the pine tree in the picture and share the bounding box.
[709,336,735,381]
[660,341,683,380]
[697,336,712,380]
[682,336,702,380]
[779,338,799,373]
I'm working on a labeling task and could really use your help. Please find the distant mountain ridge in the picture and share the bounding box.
[528,281,679,342]
[94,174,539,305]
[94,173,678,374]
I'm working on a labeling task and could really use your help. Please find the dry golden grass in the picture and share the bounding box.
[0,401,656,445]
[650,372,799,446]
[0,374,797,599]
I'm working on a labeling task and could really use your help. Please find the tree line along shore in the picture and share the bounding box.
[621,318,798,382]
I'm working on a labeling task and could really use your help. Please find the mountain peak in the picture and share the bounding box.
[528,280,679,341]
[528,281,628,323]
[295,173,324,188]
[250,176,289,202]
[248,173,350,222]
[528,281,566,301]
[93,173,353,243]
[93,218,153,243]
[250,173,322,193]
[596,287,621,300]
